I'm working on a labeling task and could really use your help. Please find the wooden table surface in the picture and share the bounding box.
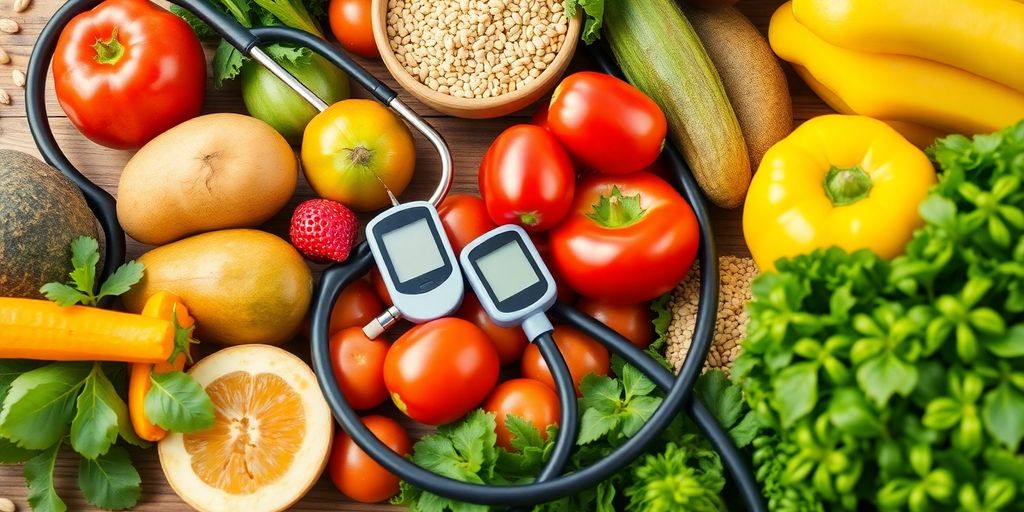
[0,0,829,509]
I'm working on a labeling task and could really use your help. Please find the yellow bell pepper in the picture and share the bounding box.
[743,115,936,270]
[793,0,1024,94]
[770,3,1024,136]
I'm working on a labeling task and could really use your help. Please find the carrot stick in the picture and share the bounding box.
[128,292,194,442]
[0,297,175,363]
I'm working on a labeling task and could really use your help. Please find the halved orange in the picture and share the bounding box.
[158,345,333,512]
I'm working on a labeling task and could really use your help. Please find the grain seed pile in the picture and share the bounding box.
[665,256,759,375]
[386,0,569,99]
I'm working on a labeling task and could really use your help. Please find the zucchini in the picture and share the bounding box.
[604,0,750,209]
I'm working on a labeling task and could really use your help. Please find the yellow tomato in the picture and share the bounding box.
[301,99,415,212]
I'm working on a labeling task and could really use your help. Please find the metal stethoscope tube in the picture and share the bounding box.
[25,0,765,509]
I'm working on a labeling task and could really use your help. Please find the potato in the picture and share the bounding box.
[117,113,297,245]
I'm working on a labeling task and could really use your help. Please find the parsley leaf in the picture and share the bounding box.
[97,261,144,300]
[78,445,142,510]
[564,0,605,44]
[0,363,91,449]
[38,283,88,308]
[39,236,144,307]
[24,442,66,512]
[144,371,215,433]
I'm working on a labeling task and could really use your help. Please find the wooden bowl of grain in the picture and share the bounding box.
[372,0,581,119]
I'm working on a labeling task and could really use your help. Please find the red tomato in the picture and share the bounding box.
[329,415,411,503]
[483,379,560,450]
[370,267,393,307]
[531,99,551,131]
[330,279,383,334]
[478,125,575,232]
[457,294,528,365]
[328,0,379,58]
[437,194,497,256]
[384,318,500,425]
[550,172,698,303]
[548,72,667,175]
[576,298,655,349]
[330,327,390,410]
[521,325,609,395]
[53,0,206,149]
[529,234,577,304]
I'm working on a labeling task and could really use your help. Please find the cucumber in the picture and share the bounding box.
[604,0,751,209]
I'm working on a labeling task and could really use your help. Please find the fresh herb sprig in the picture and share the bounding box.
[735,121,1024,512]
[1,237,214,512]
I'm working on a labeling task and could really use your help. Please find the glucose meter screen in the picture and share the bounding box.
[382,219,444,283]
[477,240,540,302]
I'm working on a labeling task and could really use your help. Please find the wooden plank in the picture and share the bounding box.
[0,0,833,509]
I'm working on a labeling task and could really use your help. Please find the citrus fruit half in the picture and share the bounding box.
[158,344,332,512]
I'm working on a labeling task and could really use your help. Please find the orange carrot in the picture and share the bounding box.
[0,297,177,363]
[128,292,194,442]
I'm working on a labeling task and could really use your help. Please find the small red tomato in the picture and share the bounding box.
[521,325,610,395]
[479,125,575,231]
[437,194,497,256]
[330,279,383,334]
[370,267,393,307]
[329,327,390,410]
[483,379,560,450]
[551,172,699,303]
[576,297,655,349]
[328,0,379,58]
[329,415,411,503]
[529,233,577,304]
[457,294,529,365]
[53,0,206,149]
[548,72,667,175]
[384,318,500,425]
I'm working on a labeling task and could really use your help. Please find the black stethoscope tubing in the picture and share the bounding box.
[25,0,765,509]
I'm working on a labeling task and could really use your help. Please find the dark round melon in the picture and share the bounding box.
[0,149,98,298]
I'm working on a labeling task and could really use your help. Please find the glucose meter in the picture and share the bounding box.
[365,201,463,335]
[460,225,557,340]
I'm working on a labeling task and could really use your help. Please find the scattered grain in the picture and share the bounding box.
[0,89,10,106]
[11,69,24,88]
[0,18,18,34]
[0,497,13,512]
[665,256,759,376]
[387,0,568,99]
[0,47,9,65]
[13,0,30,12]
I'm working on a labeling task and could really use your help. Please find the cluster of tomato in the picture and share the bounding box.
[319,71,701,504]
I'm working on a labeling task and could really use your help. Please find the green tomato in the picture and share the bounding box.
[240,52,350,145]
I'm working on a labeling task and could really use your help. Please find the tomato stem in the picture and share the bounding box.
[586,186,647,228]
[518,211,540,226]
[92,28,125,66]
[824,165,873,207]
[345,146,373,167]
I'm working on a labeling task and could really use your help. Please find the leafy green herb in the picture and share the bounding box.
[624,436,725,512]
[39,236,143,307]
[564,0,605,44]
[144,371,215,433]
[0,363,91,450]
[78,446,142,510]
[25,443,65,512]
[70,365,129,459]
[737,121,1024,511]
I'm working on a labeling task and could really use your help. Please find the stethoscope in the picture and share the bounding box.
[25,1,766,510]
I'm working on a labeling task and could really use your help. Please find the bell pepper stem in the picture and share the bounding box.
[92,29,125,66]
[824,165,873,207]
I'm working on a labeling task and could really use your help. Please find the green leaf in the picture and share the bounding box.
[69,236,99,294]
[96,261,144,300]
[695,370,743,428]
[621,396,660,438]
[988,324,1024,358]
[144,371,214,433]
[774,361,818,427]
[982,383,1024,451]
[170,4,220,39]
[565,0,605,44]
[38,283,88,307]
[0,363,91,449]
[919,195,958,230]
[856,352,918,406]
[265,43,310,64]
[78,445,141,510]
[71,367,132,459]
[24,442,66,512]
[923,398,963,430]
[728,413,759,448]
[827,387,882,437]
[0,436,39,463]
[0,360,42,404]
[648,293,672,355]
[213,39,246,87]
[578,407,618,445]
[579,374,621,414]
[505,414,544,451]
[621,364,656,400]
[250,0,323,36]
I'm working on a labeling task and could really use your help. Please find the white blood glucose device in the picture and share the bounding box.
[365,201,464,333]
[460,224,557,341]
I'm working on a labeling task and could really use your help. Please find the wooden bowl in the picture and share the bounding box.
[371,0,581,119]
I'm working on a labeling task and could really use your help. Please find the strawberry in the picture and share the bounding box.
[289,199,358,263]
